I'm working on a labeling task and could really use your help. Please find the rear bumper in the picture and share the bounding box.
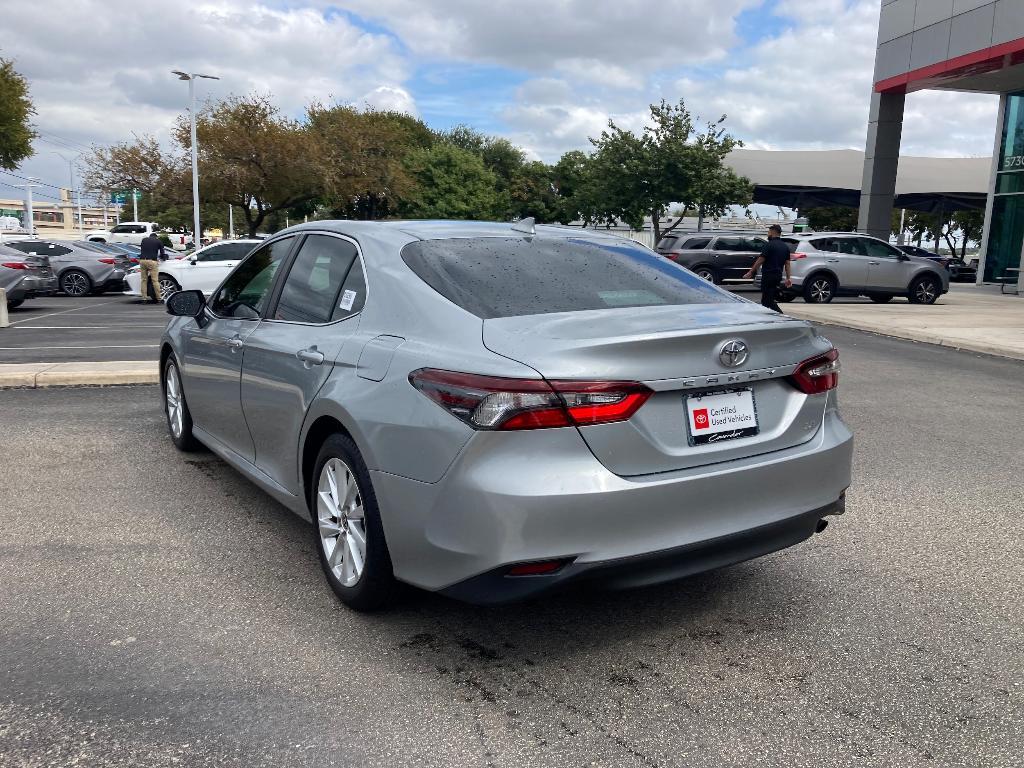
[442,498,843,604]
[21,275,57,297]
[372,407,853,599]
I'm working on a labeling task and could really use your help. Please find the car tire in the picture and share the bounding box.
[868,293,894,303]
[803,274,836,303]
[311,434,397,612]
[908,275,940,305]
[159,275,181,301]
[163,355,199,451]
[60,269,92,297]
[692,266,718,284]
[6,298,23,309]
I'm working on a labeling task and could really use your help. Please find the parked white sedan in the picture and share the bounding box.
[124,239,261,299]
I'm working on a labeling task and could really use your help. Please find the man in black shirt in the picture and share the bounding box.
[744,224,792,312]
[138,232,166,302]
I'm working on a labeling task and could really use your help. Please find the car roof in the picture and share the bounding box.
[277,219,633,244]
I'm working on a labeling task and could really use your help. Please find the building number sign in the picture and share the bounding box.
[1004,155,1024,169]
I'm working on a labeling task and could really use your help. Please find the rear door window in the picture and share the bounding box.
[858,237,903,258]
[272,235,359,324]
[681,237,711,250]
[714,237,743,251]
[401,236,737,319]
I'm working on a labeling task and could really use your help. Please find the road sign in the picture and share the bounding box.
[110,190,140,204]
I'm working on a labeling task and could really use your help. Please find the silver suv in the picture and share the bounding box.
[776,232,950,304]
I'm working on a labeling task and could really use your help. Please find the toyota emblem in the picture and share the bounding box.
[719,340,749,367]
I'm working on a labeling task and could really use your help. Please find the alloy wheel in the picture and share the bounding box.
[62,272,89,296]
[317,458,368,588]
[810,278,833,302]
[159,278,179,301]
[914,279,937,304]
[695,268,715,282]
[165,362,184,439]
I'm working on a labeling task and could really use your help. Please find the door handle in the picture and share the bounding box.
[296,347,325,367]
[226,336,244,351]
[868,261,880,265]
[826,258,840,263]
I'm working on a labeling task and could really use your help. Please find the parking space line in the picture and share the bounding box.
[7,300,121,327]
[0,344,160,350]
[12,325,167,330]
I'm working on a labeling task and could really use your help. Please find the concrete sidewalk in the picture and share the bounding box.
[783,284,1024,361]
[0,360,158,388]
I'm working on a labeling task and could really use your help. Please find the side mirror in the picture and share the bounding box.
[166,289,205,317]
[897,253,909,261]
[189,258,197,265]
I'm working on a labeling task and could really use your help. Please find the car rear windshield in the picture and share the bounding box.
[401,236,739,319]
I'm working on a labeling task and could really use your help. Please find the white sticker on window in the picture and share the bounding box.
[339,289,357,311]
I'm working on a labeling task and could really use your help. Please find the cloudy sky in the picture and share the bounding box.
[0,0,1000,203]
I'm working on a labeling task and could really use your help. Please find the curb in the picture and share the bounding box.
[0,361,160,389]
[784,312,1024,362]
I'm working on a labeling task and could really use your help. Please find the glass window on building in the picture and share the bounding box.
[986,91,1024,281]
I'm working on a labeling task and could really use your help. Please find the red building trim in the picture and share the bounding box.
[875,35,1024,94]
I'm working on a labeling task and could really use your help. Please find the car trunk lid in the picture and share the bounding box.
[483,303,834,476]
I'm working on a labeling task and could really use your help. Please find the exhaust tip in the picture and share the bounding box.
[815,518,829,534]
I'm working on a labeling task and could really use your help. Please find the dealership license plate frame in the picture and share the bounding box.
[684,388,760,446]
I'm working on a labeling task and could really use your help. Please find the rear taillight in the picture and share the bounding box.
[409,369,652,431]
[1,261,27,269]
[789,349,841,394]
[98,257,116,264]
[791,252,807,259]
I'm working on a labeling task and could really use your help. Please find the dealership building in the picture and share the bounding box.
[863,0,1024,290]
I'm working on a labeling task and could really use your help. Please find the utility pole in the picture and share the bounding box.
[132,189,138,221]
[54,153,85,236]
[228,205,234,238]
[17,179,39,236]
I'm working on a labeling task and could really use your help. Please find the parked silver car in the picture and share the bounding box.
[3,239,130,296]
[0,244,57,308]
[773,232,950,304]
[160,221,853,610]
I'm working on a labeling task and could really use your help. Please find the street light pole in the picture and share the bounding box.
[172,70,219,248]
[17,179,39,236]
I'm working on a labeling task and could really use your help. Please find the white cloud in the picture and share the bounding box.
[330,0,762,82]
[359,85,418,115]
[0,0,1003,196]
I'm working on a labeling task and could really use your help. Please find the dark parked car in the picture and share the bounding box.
[896,244,977,282]
[655,232,766,283]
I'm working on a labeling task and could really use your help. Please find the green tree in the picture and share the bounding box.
[309,104,433,219]
[0,59,36,170]
[905,208,985,256]
[801,206,859,232]
[400,144,499,219]
[184,95,322,236]
[586,99,751,243]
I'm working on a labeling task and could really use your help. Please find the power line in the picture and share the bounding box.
[36,132,93,153]
[0,170,64,191]
[0,179,65,203]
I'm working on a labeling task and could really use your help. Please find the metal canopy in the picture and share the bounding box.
[726,149,990,213]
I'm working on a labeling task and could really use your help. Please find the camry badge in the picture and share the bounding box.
[719,340,749,368]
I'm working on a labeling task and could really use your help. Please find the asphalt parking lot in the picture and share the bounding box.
[0,327,1021,767]
[0,295,166,363]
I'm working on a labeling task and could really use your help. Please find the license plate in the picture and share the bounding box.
[685,389,759,445]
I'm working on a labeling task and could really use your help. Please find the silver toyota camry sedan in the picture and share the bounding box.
[160,220,853,610]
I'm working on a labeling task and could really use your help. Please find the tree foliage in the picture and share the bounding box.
[0,58,36,171]
[309,104,433,220]
[85,92,751,238]
[581,99,751,242]
[400,144,499,220]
